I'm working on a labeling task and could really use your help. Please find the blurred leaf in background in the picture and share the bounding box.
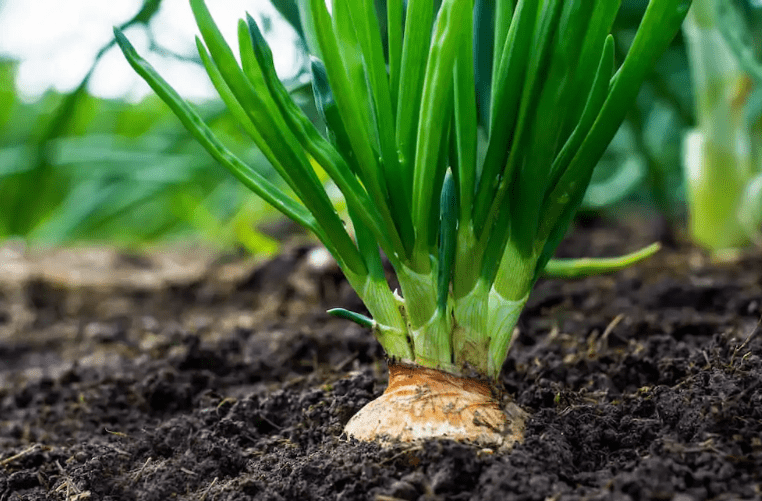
[683,0,762,250]
[585,0,762,250]
[0,0,310,254]
[3,0,758,253]
[576,0,692,221]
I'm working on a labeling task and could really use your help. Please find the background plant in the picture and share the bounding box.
[682,0,762,251]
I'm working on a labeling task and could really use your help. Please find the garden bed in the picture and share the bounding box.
[0,214,760,500]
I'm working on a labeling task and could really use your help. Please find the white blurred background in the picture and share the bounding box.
[0,0,301,102]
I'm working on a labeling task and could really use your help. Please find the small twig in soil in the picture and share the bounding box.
[601,314,625,346]
[333,352,358,372]
[52,460,91,501]
[132,457,152,483]
[588,313,626,357]
[0,443,40,467]
[257,413,282,430]
[702,350,711,367]
[200,477,218,501]
[731,318,761,366]
[216,397,237,414]
[37,470,50,490]
[379,444,423,465]
[107,445,130,456]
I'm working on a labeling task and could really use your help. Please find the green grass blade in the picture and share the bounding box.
[543,243,661,278]
[28,181,119,245]
[411,0,468,267]
[113,28,317,234]
[396,0,434,182]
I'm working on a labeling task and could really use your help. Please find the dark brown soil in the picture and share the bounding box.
[1,215,761,501]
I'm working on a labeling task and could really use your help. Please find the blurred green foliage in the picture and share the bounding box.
[0,61,285,251]
[0,0,290,253]
[582,0,693,217]
[682,0,762,249]
[1,0,759,251]
[590,0,761,235]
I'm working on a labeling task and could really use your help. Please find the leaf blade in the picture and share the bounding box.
[113,28,317,233]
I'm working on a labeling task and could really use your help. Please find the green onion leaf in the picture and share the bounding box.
[309,0,408,259]
[536,0,691,276]
[328,308,374,329]
[244,14,399,266]
[411,0,468,268]
[453,1,477,225]
[396,0,434,180]
[113,28,317,235]
[387,0,404,110]
[437,169,458,311]
[118,0,688,381]
[543,242,661,278]
[472,0,538,234]
[190,0,367,275]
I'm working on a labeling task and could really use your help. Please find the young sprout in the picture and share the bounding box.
[116,0,689,447]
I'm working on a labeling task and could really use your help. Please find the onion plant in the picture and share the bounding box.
[116,0,689,446]
[683,0,762,251]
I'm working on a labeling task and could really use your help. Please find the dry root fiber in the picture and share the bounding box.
[344,363,526,448]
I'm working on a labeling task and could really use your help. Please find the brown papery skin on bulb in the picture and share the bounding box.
[344,363,526,449]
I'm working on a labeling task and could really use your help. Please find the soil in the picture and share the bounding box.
[0,213,761,501]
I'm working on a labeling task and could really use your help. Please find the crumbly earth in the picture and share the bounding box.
[0,215,760,500]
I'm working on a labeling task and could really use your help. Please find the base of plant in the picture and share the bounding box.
[343,363,526,449]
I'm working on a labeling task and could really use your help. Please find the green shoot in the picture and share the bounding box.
[543,243,661,279]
